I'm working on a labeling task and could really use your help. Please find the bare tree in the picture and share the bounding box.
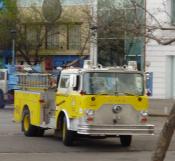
[84,0,175,68]
[15,5,50,65]
[151,104,175,161]
[94,0,146,68]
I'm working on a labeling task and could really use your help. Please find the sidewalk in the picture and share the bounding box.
[148,99,174,116]
[4,104,14,109]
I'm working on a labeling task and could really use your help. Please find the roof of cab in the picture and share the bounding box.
[61,66,142,74]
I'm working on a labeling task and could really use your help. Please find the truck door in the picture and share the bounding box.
[56,74,77,117]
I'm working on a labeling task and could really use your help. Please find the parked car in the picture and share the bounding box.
[0,66,19,108]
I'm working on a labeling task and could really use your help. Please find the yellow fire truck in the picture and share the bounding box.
[14,63,154,146]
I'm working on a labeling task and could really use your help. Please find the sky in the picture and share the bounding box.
[18,0,88,7]
[18,0,43,7]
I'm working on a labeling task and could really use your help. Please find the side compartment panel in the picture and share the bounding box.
[14,90,43,126]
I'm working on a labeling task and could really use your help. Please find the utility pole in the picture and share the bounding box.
[11,30,16,65]
[90,0,98,66]
[12,39,15,65]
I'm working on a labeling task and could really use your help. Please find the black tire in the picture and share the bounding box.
[22,108,44,137]
[7,89,15,104]
[120,135,132,147]
[0,89,5,109]
[62,117,75,146]
[36,128,45,137]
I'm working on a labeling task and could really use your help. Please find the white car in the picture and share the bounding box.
[0,69,7,108]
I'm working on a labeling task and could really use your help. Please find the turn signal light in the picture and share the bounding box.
[140,111,148,124]
[86,109,95,124]
[80,90,86,95]
[146,90,152,96]
[141,117,148,123]
[87,116,94,123]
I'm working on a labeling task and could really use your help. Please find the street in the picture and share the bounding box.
[0,107,175,161]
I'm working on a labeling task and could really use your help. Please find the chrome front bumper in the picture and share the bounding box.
[77,124,155,136]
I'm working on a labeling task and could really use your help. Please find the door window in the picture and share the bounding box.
[60,75,70,89]
[0,72,5,80]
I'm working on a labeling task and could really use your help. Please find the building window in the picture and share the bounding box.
[60,75,70,88]
[26,26,38,48]
[46,25,59,49]
[98,0,145,69]
[44,24,81,50]
[68,25,81,50]
[172,0,175,24]
[26,24,44,49]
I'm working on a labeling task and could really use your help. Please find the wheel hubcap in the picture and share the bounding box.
[62,122,66,141]
[24,115,30,131]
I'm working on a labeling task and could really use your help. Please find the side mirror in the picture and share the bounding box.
[146,90,152,96]
[70,75,77,88]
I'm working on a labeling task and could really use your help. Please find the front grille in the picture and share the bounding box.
[94,104,138,125]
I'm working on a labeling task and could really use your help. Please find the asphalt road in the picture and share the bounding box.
[0,107,175,161]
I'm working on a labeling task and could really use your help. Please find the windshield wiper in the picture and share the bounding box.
[88,91,138,96]
[95,92,110,95]
[114,91,138,96]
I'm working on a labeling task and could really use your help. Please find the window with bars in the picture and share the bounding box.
[68,25,81,50]
[46,25,60,49]
[26,24,44,48]
[26,26,38,47]
[25,23,81,51]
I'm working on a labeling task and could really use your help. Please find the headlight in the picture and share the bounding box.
[85,109,95,123]
[112,105,122,114]
[140,111,148,117]
[140,111,148,123]
[86,109,95,117]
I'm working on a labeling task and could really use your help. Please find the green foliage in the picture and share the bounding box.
[0,0,17,49]
[0,0,17,16]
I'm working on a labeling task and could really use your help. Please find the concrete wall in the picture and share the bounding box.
[146,44,175,98]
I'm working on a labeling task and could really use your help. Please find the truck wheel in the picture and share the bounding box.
[36,128,45,137]
[62,117,74,146]
[120,135,132,147]
[0,89,5,109]
[22,109,44,137]
[7,89,15,104]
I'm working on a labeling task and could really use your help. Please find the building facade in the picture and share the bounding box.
[146,0,175,99]
[17,0,90,70]
[17,0,146,70]
[17,0,175,99]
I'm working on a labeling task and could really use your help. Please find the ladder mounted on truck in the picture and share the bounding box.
[17,73,53,90]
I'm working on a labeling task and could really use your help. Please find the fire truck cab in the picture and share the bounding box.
[14,64,154,146]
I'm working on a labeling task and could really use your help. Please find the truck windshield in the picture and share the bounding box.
[83,72,144,96]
